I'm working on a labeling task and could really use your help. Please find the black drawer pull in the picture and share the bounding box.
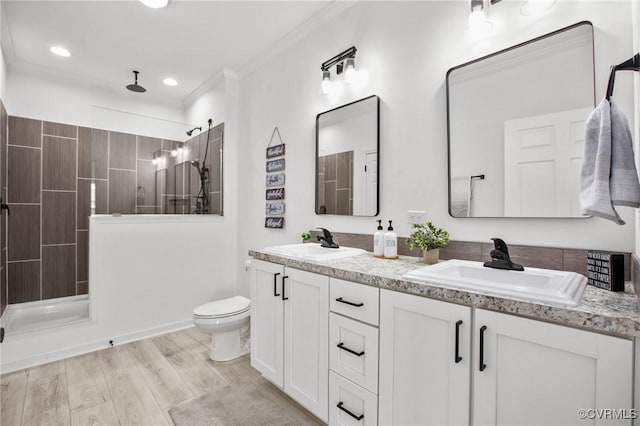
[273,273,281,297]
[335,297,364,307]
[281,275,289,301]
[479,325,487,372]
[337,402,364,421]
[455,320,463,363]
[337,342,364,357]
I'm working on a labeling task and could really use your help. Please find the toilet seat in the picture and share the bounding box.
[193,296,250,319]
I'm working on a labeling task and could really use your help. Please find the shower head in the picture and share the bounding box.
[126,71,146,93]
[191,160,201,172]
[186,126,202,137]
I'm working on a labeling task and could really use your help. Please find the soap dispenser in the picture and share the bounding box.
[384,220,398,259]
[374,220,384,258]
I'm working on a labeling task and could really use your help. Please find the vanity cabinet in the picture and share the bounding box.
[378,289,634,426]
[379,289,472,426]
[249,259,329,422]
[329,278,380,426]
[473,309,633,426]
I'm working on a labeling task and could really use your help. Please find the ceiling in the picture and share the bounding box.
[1,0,333,105]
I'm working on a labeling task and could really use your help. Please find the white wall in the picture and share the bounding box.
[1,216,233,372]
[6,65,188,140]
[184,70,242,301]
[235,1,636,296]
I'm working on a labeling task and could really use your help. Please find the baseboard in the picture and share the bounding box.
[0,319,193,374]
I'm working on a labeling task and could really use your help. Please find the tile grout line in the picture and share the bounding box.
[75,128,78,296]
[40,120,43,301]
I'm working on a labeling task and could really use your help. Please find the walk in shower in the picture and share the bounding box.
[1,106,223,341]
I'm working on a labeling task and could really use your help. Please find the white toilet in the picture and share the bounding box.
[192,295,251,362]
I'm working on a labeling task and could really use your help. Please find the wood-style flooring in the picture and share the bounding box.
[1,327,320,426]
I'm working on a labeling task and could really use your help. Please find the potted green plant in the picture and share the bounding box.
[406,221,450,264]
[301,231,312,243]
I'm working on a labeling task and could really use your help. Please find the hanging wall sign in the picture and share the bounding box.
[265,126,286,229]
[266,143,285,159]
[265,217,284,228]
[266,173,285,187]
[266,159,286,173]
[266,188,285,200]
[266,202,285,215]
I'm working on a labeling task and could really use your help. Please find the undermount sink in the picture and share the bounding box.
[402,259,587,306]
[262,243,366,262]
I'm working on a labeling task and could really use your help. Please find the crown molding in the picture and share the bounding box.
[236,1,359,80]
[181,0,360,108]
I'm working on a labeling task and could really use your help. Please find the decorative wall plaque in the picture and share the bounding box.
[266,158,285,173]
[266,188,285,200]
[587,251,624,291]
[265,126,286,228]
[266,143,285,158]
[265,217,284,228]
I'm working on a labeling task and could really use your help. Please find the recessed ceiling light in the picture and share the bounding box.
[163,78,178,86]
[50,46,71,57]
[139,0,169,8]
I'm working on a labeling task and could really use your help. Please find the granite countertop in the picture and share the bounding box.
[249,249,640,338]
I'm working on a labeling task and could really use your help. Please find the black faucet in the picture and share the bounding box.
[316,228,339,249]
[483,238,524,271]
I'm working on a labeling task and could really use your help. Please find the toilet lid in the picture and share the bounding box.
[193,296,250,318]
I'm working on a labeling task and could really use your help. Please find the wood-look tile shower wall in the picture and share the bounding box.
[4,117,224,304]
[1,101,7,315]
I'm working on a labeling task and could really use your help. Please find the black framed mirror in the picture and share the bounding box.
[447,22,595,218]
[315,95,380,216]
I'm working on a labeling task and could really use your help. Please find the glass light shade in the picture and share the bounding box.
[321,70,332,95]
[344,58,357,85]
[468,8,493,39]
[520,0,556,16]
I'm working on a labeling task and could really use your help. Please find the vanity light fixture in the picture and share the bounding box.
[467,0,493,39]
[320,46,363,96]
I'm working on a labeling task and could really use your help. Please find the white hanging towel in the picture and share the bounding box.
[580,98,640,225]
[579,98,623,223]
[609,97,640,208]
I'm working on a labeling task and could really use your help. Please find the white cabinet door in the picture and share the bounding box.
[379,289,471,426]
[473,309,633,426]
[249,259,284,388]
[283,267,329,422]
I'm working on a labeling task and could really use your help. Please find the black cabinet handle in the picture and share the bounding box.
[455,320,463,363]
[337,342,364,357]
[335,297,364,307]
[337,402,364,421]
[281,275,289,301]
[479,325,487,372]
[273,273,281,297]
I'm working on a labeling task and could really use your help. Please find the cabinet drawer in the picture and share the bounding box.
[330,278,379,326]
[330,313,379,393]
[329,371,378,426]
